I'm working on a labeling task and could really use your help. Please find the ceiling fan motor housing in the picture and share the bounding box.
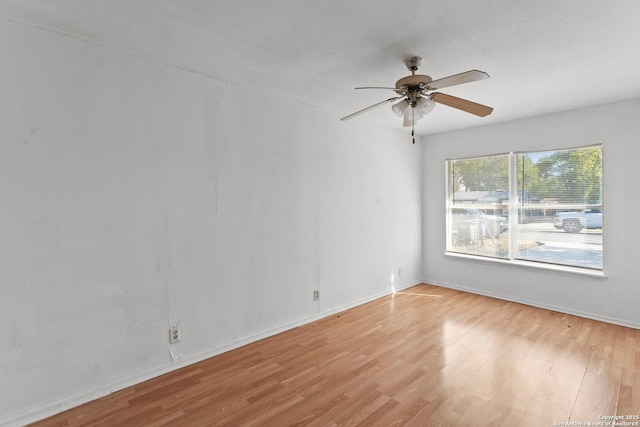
[395,74,433,100]
[395,74,433,89]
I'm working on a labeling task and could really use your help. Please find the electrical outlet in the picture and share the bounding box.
[169,326,181,344]
[398,268,402,277]
[313,290,320,301]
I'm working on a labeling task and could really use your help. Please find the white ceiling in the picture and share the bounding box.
[2,0,640,135]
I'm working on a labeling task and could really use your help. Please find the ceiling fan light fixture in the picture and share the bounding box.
[404,105,423,123]
[417,96,436,115]
[391,99,409,117]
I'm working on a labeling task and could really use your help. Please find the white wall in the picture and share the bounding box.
[0,19,423,425]
[422,98,640,329]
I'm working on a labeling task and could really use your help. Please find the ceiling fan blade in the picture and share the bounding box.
[340,96,404,121]
[355,86,401,90]
[425,70,489,90]
[431,92,493,117]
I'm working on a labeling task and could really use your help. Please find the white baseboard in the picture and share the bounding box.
[424,279,640,330]
[2,280,422,427]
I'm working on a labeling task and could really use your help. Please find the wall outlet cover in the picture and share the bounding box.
[169,326,181,344]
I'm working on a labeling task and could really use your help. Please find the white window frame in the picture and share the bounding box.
[445,146,604,277]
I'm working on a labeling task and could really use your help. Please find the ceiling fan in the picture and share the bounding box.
[340,56,493,143]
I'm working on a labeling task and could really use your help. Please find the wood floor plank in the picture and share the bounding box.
[29,283,640,426]
[520,396,570,426]
[570,372,620,421]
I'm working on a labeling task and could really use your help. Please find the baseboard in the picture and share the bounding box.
[2,279,422,427]
[424,279,640,330]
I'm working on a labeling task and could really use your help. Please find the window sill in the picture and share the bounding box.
[445,251,606,278]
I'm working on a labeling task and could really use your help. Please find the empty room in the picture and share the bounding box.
[1,1,639,426]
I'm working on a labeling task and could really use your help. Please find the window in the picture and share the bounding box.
[446,145,603,271]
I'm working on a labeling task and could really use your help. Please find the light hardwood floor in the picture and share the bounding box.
[31,283,640,426]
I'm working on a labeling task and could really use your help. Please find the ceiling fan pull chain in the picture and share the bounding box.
[412,108,415,144]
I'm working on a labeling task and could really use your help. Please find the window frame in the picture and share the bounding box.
[445,145,604,277]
